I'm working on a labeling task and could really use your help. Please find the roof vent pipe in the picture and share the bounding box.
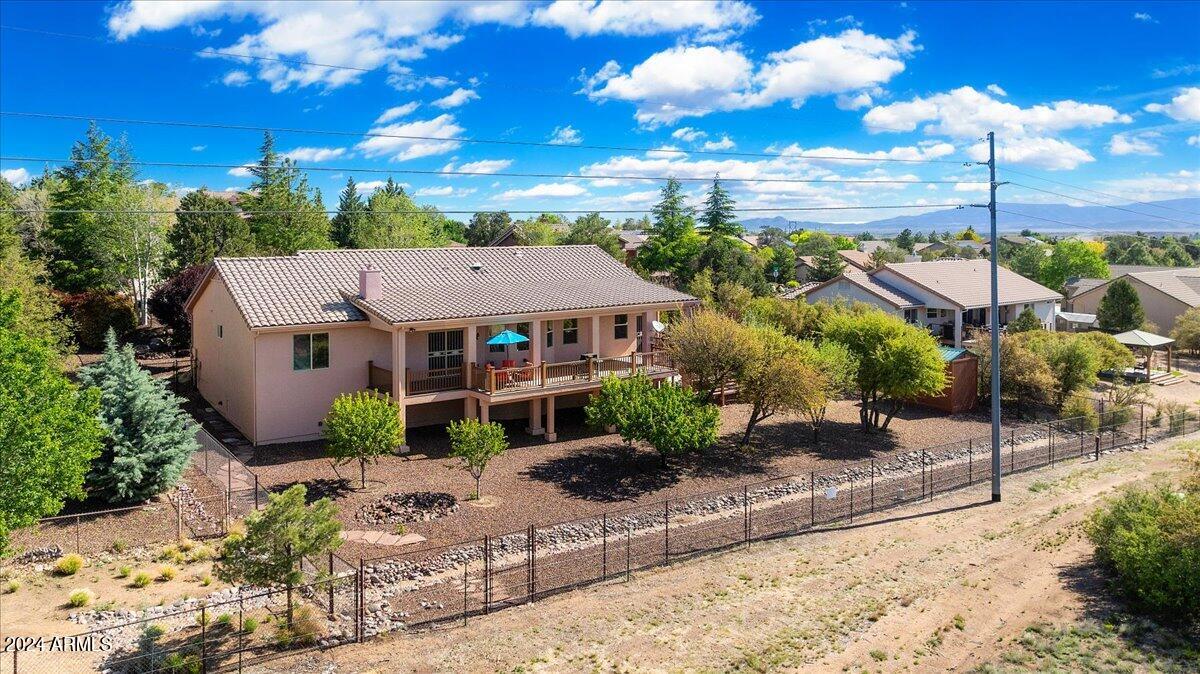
[359,265,381,301]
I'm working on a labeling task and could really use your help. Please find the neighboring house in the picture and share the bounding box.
[487,223,522,247]
[777,281,821,300]
[858,240,889,255]
[1070,267,1200,334]
[914,240,989,256]
[794,249,873,282]
[1063,265,1173,305]
[186,246,697,446]
[1055,310,1098,333]
[617,230,649,265]
[805,259,1061,347]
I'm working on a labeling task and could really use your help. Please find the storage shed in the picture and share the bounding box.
[914,346,978,414]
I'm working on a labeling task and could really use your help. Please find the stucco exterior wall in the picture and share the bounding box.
[191,276,256,440]
[253,325,390,445]
[805,279,906,317]
[1071,278,1191,334]
[870,269,958,310]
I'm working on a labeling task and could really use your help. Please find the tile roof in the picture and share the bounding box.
[812,269,924,309]
[1124,268,1200,307]
[880,259,1062,308]
[213,246,696,329]
[838,249,874,270]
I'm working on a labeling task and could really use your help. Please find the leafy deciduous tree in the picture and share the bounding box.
[169,189,253,270]
[735,326,822,445]
[148,265,208,347]
[1040,239,1109,291]
[561,212,623,259]
[447,419,508,498]
[663,311,754,402]
[323,392,405,489]
[465,211,512,247]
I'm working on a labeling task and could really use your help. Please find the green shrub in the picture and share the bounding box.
[116,565,132,579]
[131,571,153,588]
[242,617,259,634]
[1085,481,1200,622]
[59,291,135,351]
[161,650,202,674]
[54,554,85,576]
[187,545,215,563]
[273,606,323,648]
[215,613,233,628]
[142,623,166,640]
[1060,397,1098,432]
[68,588,95,607]
[158,565,178,581]
[109,539,127,553]
[3,580,19,594]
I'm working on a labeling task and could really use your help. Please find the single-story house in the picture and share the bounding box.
[185,246,698,446]
[617,230,649,265]
[1063,265,1172,304]
[1069,267,1200,334]
[794,249,874,282]
[913,346,978,414]
[858,240,890,255]
[804,259,1062,347]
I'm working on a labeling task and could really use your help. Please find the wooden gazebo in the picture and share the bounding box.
[1112,329,1175,382]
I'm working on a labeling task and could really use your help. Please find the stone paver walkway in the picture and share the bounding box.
[341,530,427,547]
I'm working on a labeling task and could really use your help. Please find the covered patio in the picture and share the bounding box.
[1112,329,1179,385]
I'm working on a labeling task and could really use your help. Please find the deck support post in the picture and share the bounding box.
[545,395,556,442]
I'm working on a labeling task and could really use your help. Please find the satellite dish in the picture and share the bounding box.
[651,320,666,333]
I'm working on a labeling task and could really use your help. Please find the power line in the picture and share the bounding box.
[1000,166,1200,216]
[0,155,984,185]
[0,111,977,165]
[0,25,371,73]
[1005,182,1199,227]
[0,203,968,217]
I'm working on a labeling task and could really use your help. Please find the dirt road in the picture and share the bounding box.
[262,438,1197,673]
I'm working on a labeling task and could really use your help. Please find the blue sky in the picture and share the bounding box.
[1,0,1197,224]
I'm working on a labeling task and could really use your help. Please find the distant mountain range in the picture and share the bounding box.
[740,198,1200,236]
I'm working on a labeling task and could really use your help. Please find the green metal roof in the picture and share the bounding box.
[938,346,973,361]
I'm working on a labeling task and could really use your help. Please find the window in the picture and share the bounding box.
[562,318,579,344]
[926,308,938,320]
[636,315,644,341]
[217,325,223,339]
[614,314,629,340]
[515,323,530,351]
[546,321,554,347]
[427,329,464,370]
[292,333,329,371]
[488,326,506,353]
[904,308,919,323]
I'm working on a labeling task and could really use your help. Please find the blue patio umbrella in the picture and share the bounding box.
[486,329,529,361]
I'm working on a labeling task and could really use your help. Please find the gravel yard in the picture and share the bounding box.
[248,399,1005,559]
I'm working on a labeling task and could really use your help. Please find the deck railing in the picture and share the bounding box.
[406,366,465,394]
[392,353,673,397]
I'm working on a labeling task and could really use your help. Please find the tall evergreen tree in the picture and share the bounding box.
[241,132,332,255]
[352,181,448,248]
[330,178,366,248]
[650,178,694,240]
[1,180,72,352]
[809,248,846,282]
[79,330,198,503]
[169,189,253,270]
[700,176,741,237]
[44,123,137,292]
[1097,279,1146,333]
[638,178,700,281]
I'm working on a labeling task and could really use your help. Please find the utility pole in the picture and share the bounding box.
[972,131,1005,502]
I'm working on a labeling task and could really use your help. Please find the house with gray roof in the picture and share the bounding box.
[1070,267,1200,334]
[804,259,1062,347]
[185,246,697,446]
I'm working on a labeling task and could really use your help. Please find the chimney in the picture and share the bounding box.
[359,266,381,301]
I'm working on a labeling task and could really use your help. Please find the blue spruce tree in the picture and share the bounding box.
[80,330,198,503]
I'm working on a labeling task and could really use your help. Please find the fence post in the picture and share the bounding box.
[238,596,244,671]
[968,440,973,485]
[810,471,816,527]
[327,551,335,621]
[462,559,468,626]
[76,514,81,554]
[921,451,927,500]
[743,486,749,546]
[484,535,491,612]
[663,501,670,565]
[625,523,631,581]
[225,488,231,534]
[356,559,364,642]
[870,460,875,513]
[530,525,537,601]
[1094,434,1100,461]
[1010,430,1015,474]
[849,475,854,524]
[200,604,207,672]
[1140,404,1146,445]
[602,512,608,579]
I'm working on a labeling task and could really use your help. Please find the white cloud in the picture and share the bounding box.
[415,185,475,197]
[227,163,255,177]
[864,85,1131,137]
[495,182,588,199]
[986,83,1007,96]
[966,135,1095,170]
[1,167,30,186]
[645,145,685,159]
[222,70,251,87]
[1143,87,1200,121]
[582,29,919,125]
[1133,12,1155,22]
[671,127,707,142]
[374,102,420,124]
[701,135,736,151]
[356,114,464,161]
[1152,63,1200,78]
[441,159,515,175]
[548,125,583,145]
[191,145,207,152]
[1188,135,1200,147]
[433,87,480,109]
[1107,131,1162,156]
[280,146,347,162]
[532,0,758,40]
[1101,170,1199,200]
[835,91,873,110]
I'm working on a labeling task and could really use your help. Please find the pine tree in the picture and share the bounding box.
[810,248,846,282]
[700,176,741,238]
[241,132,332,255]
[168,189,252,271]
[79,330,198,504]
[1097,279,1146,333]
[45,123,137,292]
[650,178,695,240]
[330,178,365,248]
[638,178,700,280]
